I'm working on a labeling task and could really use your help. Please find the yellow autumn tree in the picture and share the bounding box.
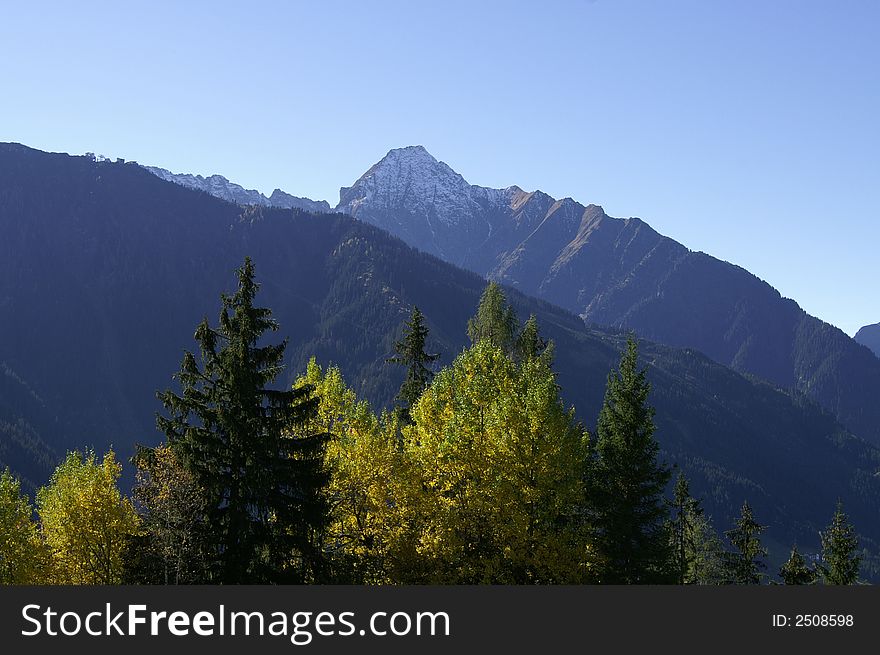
[0,470,50,584]
[292,359,403,583]
[400,341,591,583]
[37,450,140,584]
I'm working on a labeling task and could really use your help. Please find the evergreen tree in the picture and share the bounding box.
[670,472,695,584]
[157,257,329,584]
[515,314,555,366]
[668,471,725,584]
[387,306,438,422]
[723,501,767,584]
[779,545,816,585]
[818,501,861,585]
[685,512,727,585]
[591,337,672,583]
[467,282,518,355]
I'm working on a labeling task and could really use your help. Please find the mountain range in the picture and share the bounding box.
[2,142,880,574]
[144,163,331,214]
[144,146,880,450]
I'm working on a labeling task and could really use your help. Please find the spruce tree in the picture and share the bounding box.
[467,282,518,355]
[591,337,672,583]
[157,257,329,584]
[668,471,724,584]
[779,545,815,585]
[685,512,727,585]
[515,314,555,366]
[818,501,861,585]
[388,306,438,422]
[723,501,767,584]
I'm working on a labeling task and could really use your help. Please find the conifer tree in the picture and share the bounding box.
[723,501,767,584]
[685,512,727,585]
[818,501,861,585]
[779,545,815,585]
[670,472,695,584]
[515,314,554,366]
[591,337,672,583]
[668,471,725,584]
[387,306,438,422]
[467,282,518,355]
[157,257,329,584]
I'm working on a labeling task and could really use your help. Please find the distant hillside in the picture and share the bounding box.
[855,323,880,358]
[0,362,57,492]
[1,142,879,572]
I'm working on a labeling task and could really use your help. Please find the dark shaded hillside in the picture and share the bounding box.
[0,363,57,492]
[1,143,879,572]
[554,217,880,449]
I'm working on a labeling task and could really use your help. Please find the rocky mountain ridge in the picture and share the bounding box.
[144,165,331,214]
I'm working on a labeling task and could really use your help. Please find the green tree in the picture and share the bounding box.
[157,257,329,584]
[0,469,48,584]
[591,337,672,583]
[779,545,816,585]
[668,472,724,584]
[37,450,140,584]
[467,282,518,355]
[818,501,861,585]
[670,472,696,584]
[723,501,767,584]
[387,306,438,422]
[515,314,554,366]
[686,512,727,585]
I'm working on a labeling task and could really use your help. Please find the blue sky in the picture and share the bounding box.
[2,0,877,335]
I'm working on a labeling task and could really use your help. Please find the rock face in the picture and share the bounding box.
[144,165,331,214]
[335,146,880,447]
[336,145,521,265]
[855,323,880,357]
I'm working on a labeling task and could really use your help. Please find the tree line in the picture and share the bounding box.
[0,259,864,585]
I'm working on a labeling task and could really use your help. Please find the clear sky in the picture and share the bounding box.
[2,0,877,335]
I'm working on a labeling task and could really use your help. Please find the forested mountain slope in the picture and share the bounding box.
[1,142,878,569]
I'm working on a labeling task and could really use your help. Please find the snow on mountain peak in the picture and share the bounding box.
[143,165,330,214]
[336,146,520,229]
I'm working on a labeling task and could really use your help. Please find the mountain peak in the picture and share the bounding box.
[336,146,479,233]
[385,144,434,158]
[359,145,457,184]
